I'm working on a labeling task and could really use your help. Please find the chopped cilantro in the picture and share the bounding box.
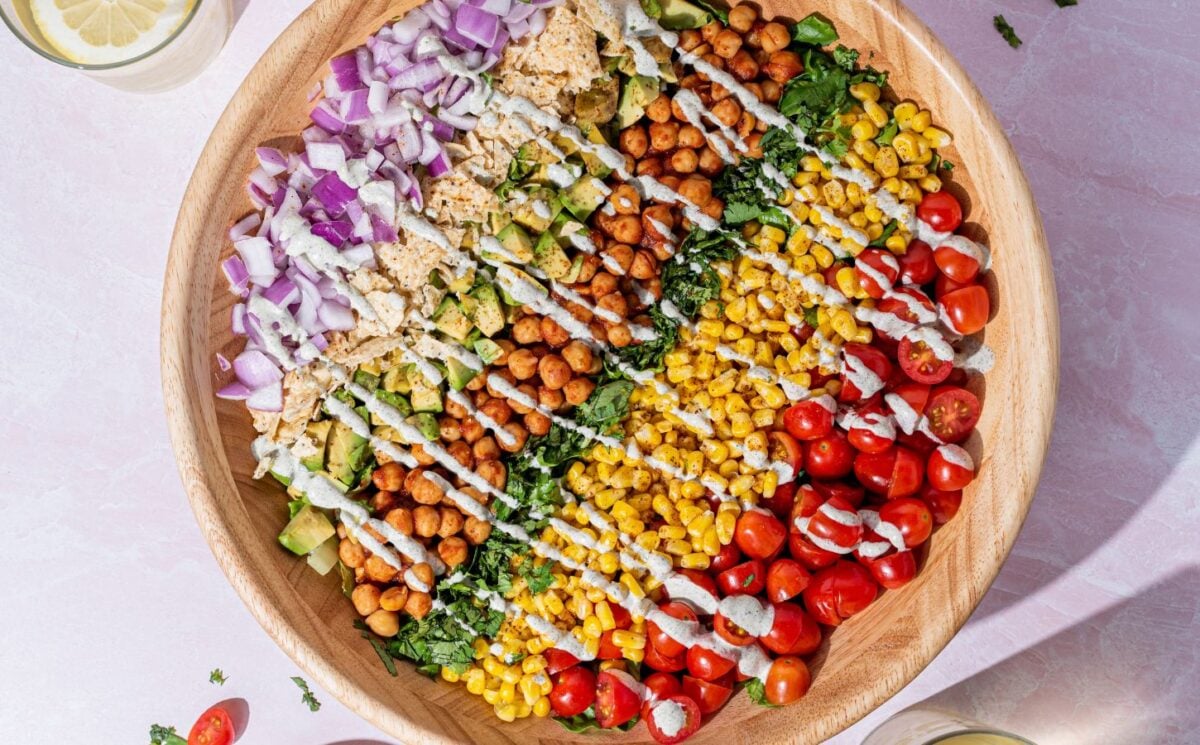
[791,12,838,46]
[875,118,899,146]
[1054,0,1077,6]
[209,668,227,686]
[149,725,186,745]
[994,15,1022,48]
[612,306,680,373]
[291,677,322,712]
[778,42,887,158]
[744,678,781,708]
[661,228,739,317]
[803,306,820,329]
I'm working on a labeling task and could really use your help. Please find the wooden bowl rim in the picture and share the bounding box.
[161,1,1059,742]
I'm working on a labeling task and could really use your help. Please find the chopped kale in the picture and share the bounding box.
[994,15,1022,48]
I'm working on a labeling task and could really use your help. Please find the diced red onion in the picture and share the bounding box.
[310,219,353,245]
[216,382,253,401]
[340,88,373,123]
[222,256,250,296]
[248,166,278,197]
[437,111,478,131]
[255,147,288,177]
[529,9,547,37]
[236,237,277,285]
[216,353,232,372]
[390,58,443,92]
[310,101,346,133]
[307,141,347,172]
[229,213,262,240]
[311,172,358,216]
[476,0,511,15]
[234,349,284,388]
[368,80,389,114]
[319,301,356,331]
[231,303,247,335]
[365,148,385,171]
[247,381,284,412]
[328,53,363,94]
[391,8,431,44]
[508,19,529,38]
[264,277,300,308]
[427,149,453,178]
[370,214,398,243]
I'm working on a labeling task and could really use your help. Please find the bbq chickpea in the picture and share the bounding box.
[589,271,618,299]
[485,368,516,398]
[493,339,514,366]
[702,196,725,220]
[619,126,649,158]
[648,121,680,152]
[498,422,529,453]
[464,516,493,545]
[438,536,469,568]
[610,183,641,215]
[438,506,465,538]
[606,242,636,274]
[444,395,468,419]
[636,157,664,178]
[562,340,594,373]
[364,554,397,583]
[479,398,513,426]
[745,132,764,158]
[670,148,699,174]
[410,562,435,589]
[659,174,682,193]
[713,29,743,59]
[540,317,570,348]
[352,584,382,616]
[410,471,445,505]
[679,28,703,51]
[608,214,643,245]
[379,585,409,612]
[678,175,714,207]
[438,417,462,442]
[700,52,725,75]
[525,410,552,437]
[577,254,601,284]
[758,21,790,53]
[564,378,596,406]
[677,124,705,149]
[464,374,486,391]
[339,538,366,568]
[760,78,781,103]
[711,97,742,127]
[727,4,757,32]
[508,384,538,414]
[764,50,804,83]
[643,204,676,236]
[630,250,657,280]
[372,462,405,492]
[365,609,400,637]
[697,147,723,176]
[507,348,538,381]
[597,292,629,320]
[404,591,433,620]
[737,111,757,138]
[472,390,491,408]
[412,506,441,538]
[727,49,759,81]
[370,490,397,514]
[472,436,500,462]
[700,19,723,42]
[385,507,414,536]
[446,441,473,470]
[607,324,633,347]
[538,354,572,390]
[512,315,543,344]
[410,443,436,466]
[645,94,672,123]
[459,417,484,444]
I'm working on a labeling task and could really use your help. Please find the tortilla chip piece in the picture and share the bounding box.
[522,8,603,91]
[426,170,499,225]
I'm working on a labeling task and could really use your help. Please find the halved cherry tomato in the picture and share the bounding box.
[761,601,822,656]
[717,559,766,597]
[845,406,897,454]
[928,445,975,491]
[595,669,641,728]
[648,601,698,657]
[714,611,757,647]
[917,190,963,233]
[809,480,865,508]
[609,603,633,630]
[681,674,734,715]
[788,530,840,571]
[934,243,981,283]
[768,431,804,477]
[840,344,892,403]
[686,645,737,681]
[766,558,811,603]
[897,429,940,455]
[878,287,936,330]
[644,640,687,672]
[761,480,796,521]
[187,705,235,745]
[710,541,742,573]
[926,386,981,443]
[641,672,683,720]
[671,570,720,611]
[935,272,972,301]
[939,285,990,335]
[598,629,624,660]
[735,510,787,560]
[860,548,917,590]
[544,648,581,675]
[889,445,926,498]
[856,248,900,298]
[805,496,864,551]
[879,497,934,547]
[805,431,854,480]
[765,656,812,706]
[783,398,834,441]
[889,382,931,414]
[919,483,963,524]
[897,337,952,385]
[645,695,702,745]
[898,239,937,285]
[550,666,597,717]
[803,561,879,626]
[853,446,924,498]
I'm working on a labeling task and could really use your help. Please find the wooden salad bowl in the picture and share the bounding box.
[161,0,1058,741]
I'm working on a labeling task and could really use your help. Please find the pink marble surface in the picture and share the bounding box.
[1,0,1196,743]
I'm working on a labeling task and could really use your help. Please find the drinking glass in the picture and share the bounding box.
[1,0,232,93]
[863,708,1037,745]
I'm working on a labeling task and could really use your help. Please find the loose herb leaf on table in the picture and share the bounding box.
[994,15,1022,48]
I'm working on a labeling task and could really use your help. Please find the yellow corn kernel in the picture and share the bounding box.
[595,600,616,631]
[759,226,786,244]
[680,480,705,501]
[795,255,818,274]
[832,309,860,341]
[811,244,834,269]
[863,99,889,127]
[850,119,878,141]
[923,125,952,148]
[664,538,692,556]
[610,500,638,522]
[893,131,921,163]
[680,552,711,570]
[501,665,522,685]
[822,180,847,209]
[752,408,776,428]
[798,183,821,203]
[483,656,505,676]
[519,675,541,706]
[635,531,661,551]
[716,511,737,543]
[700,526,721,555]
[583,615,602,638]
[898,179,923,203]
[465,668,487,695]
[776,189,794,207]
[441,666,461,683]
[874,146,900,178]
[910,109,932,133]
[728,474,755,498]
[499,681,517,704]
[533,697,551,718]
[522,655,547,675]
[612,630,646,649]
[854,138,879,162]
[617,518,644,535]
[621,572,645,600]
[687,511,714,539]
[659,524,687,541]
[894,101,918,128]
[881,177,902,194]
[597,552,619,575]
[729,411,753,439]
[849,81,880,102]
[473,638,491,660]
[919,174,943,193]
[526,636,547,654]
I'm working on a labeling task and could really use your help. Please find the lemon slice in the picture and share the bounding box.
[30,0,196,65]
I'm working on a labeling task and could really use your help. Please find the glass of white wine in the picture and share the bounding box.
[1,0,232,92]
[863,708,1037,745]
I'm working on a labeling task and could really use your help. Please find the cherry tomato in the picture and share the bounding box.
[645,695,702,745]
[846,407,897,454]
[897,337,952,385]
[595,669,641,728]
[768,431,804,477]
[889,445,926,498]
[889,382,931,414]
[805,431,855,480]
[709,541,743,573]
[917,191,963,233]
[840,344,892,403]
[735,510,787,560]
[644,640,687,672]
[934,243,981,283]
[878,287,936,331]
[766,558,811,603]
[761,601,822,656]
[935,272,972,301]
[550,666,597,717]
[809,480,865,508]
[926,386,981,443]
[641,672,683,720]
[806,496,864,551]
[928,445,975,491]
[803,561,879,626]
[853,446,924,498]
[648,601,699,658]
[856,248,900,298]
[788,530,840,571]
[860,548,917,590]
[686,645,737,682]
[187,705,235,745]
[714,611,757,647]
[717,559,766,597]
[898,239,937,285]
[919,483,963,524]
[783,398,834,441]
[765,656,812,706]
[609,603,633,630]
[598,629,624,660]
[761,480,797,521]
[939,285,990,335]
[544,648,581,675]
[670,570,720,611]
[879,497,934,548]
[681,675,734,715]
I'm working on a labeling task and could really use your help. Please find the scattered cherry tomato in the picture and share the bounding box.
[187,705,235,745]
[860,547,918,589]
[803,561,879,626]
[765,656,812,706]
[734,510,787,560]
[917,191,963,233]
[686,645,737,682]
[550,666,597,717]
[805,496,864,551]
[845,407,897,454]
[641,672,683,720]
[717,559,766,597]
[925,386,981,443]
[597,629,624,660]
[898,239,937,285]
[809,480,865,508]
[889,382,931,414]
[805,431,855,480]
[709,541,743,573]
[856,248,900,298]
[928,445,975,491]
[897,337,953,385]
[853,446,924,498]
[714,608,758,647]
[939,285,990,335]
[766,558,811,603]
[840,344,892,403]
[935,271,973,301]
[761,601,822,656]
[788,530,840,571]
[934,243,981,283]
[544,648,580,675]
[768,431,804,477]
[681,675,734,715]
[761,480,797,521]
[648,601,698,658]
[644,640,687,672]
[595,669,641,728]
[645,695,702,745]
[783,398,835,441]
[919,483,963,524]
[878,498,934,548]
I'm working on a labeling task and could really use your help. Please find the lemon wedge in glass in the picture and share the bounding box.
[30,0,197,65]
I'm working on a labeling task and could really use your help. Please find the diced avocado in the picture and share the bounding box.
[382,364,413,394]
[446,266,476,294]
[326,420,370,486]
[575,76,619,125]
[616,40,676,82]
[433,296,474,342]
[474,338,505,365]
[511,189,563,234]
[446,357,479,391]
[301,420,333,472]
[470,284,505,337]
[279,505,336,556]
[489,211,508,234]
[533,231,573,279]
[616,75,661,129]
[563,254,585,284]
[562,175,609,221]
[409,375,444,413]
[427,269,446,289]
[657,0,715,29]
[492,222,535,264]
[581,124,614,178]
[338,560,355,597]
[407,413,440,441]
[372,389,412,425]
[306,536,340,575]
[353,368,380,394]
